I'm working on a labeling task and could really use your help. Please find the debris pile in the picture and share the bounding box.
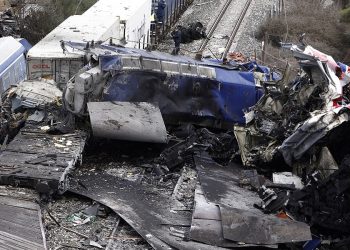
[235,44,350,171]
[288,158,350,237]
[2,38,350,249]
[0,79,66,143]
[0,80,86,194]
[228,51,246,62]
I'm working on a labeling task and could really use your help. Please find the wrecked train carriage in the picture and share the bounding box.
[235,44,350,170]
[63,42,270,133]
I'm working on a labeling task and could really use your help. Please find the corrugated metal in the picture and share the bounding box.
[0,195,46,249]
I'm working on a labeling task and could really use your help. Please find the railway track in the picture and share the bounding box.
[197,0,252,60]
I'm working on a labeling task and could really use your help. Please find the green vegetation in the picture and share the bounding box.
[52,0,98,18]
[257,0,350,61]
[341,7,350,22]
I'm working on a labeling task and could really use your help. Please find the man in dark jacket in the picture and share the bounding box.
[156,0,166,23]
[171,26,181,55]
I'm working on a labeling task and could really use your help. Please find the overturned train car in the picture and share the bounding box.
[63,42,272,133]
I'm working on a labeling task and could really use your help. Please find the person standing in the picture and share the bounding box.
[156,0,166,23]
[171,26,181,55]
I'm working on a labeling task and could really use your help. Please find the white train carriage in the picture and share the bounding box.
[27,0,152,86]
[83,0,152,49]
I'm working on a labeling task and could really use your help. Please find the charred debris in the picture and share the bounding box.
[1,40,350,249]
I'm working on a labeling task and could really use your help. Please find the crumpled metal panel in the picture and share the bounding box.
[70,173,226,250]
[220,205,311,245]
[279,110,350,166]
[88,101,167,143]
[195,155,262,211]
[189,186,272,248]
[190,210,231,247]
[14,80,62,109]
[194,155,312,245]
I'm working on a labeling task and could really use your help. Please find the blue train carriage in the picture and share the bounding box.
[0,36,31,94]
[65,42,275,128]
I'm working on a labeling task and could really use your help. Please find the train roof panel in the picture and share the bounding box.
[27,15,120,59]
[82,0,149,20]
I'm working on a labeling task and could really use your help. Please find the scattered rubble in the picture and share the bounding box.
[1,38,350,248]
[2,2,350,249]
[235,44,350,172]
[0,80,86,194]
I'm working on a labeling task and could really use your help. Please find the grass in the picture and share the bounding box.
[257,0,350,62]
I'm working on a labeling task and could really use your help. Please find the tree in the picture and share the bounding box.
[17,0,97,44]
[52,0,97,17]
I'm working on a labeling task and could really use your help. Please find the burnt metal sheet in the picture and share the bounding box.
[0,124,87,193]
[70,173,227,250]
[194,154,263,212]
[0,192,46,249]
[87,101,167,143]
[220,205,312,245]
[190,186,268,248]
[279,111,350,166]
[192,187,221,220]
[190,185,227,246]
[190,219,235,247]
[194,154,312,245]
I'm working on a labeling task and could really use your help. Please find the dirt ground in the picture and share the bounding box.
[0,0,9,11]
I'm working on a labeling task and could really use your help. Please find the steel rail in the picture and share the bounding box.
[221,0,252,59]
[197,0,232,53]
